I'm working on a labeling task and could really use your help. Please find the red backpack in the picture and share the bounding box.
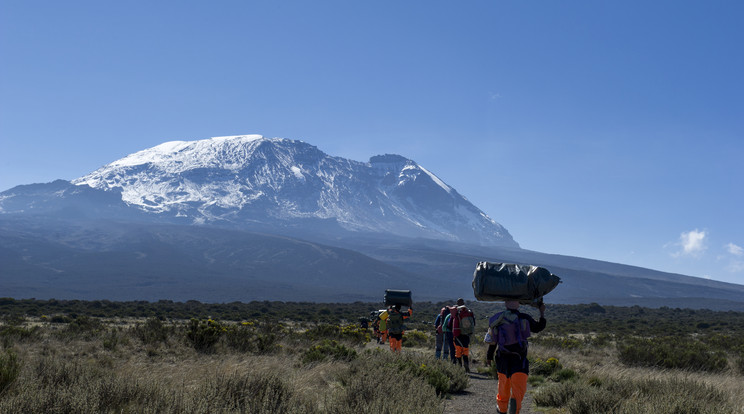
[454,305,475,336]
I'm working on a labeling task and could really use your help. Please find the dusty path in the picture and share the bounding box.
[443,371,535,414]
[365,341,535,413]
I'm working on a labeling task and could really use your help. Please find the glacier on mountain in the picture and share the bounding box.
[73,135,518,247]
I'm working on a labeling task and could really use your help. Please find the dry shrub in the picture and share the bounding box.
[534,374,737,414]
[0,349,21,394]
[0,322,457,414]
[334,352,446,413]
[618,336,728,372]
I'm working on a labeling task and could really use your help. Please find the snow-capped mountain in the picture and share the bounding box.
[5,134,744,309]
[73,135,517,247]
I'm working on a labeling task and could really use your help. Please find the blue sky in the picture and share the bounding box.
[2,1,742,285]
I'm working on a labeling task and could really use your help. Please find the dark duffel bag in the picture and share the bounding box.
[472,262,561,304]
[384,289,412,307]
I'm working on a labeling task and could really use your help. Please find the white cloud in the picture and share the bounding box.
[726,242,743,257]
[670,229,707,258]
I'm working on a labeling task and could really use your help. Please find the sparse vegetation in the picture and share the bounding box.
[0,349,21,394]
[1,298,743,412]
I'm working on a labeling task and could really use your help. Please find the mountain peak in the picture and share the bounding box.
[68,134,517,247]
[106,134,269,169]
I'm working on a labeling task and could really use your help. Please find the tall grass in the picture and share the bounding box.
[0,317,464,413]
[0,350,20,394]
[524,340,744,414]
[533,374,737,414]
[3,302,744,413]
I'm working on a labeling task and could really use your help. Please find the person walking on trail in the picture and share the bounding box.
[372,313,381,343]
[433,312,449,359]
[378,310,388,345]
[440,306,457,363]
[386,304,412,352]
[486,300,546,414]
[437,305,457,364]
[452,298,476,372]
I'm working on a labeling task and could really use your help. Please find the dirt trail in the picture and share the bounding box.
[443,371,535,414]
[365,341,535,413]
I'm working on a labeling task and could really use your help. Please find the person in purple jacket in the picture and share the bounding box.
[485,300,546,414]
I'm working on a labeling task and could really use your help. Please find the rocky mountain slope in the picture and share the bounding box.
[71,135,517,247]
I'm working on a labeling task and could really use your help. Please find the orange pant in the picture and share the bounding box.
[454,345,469,358]
[389,337,402,352]
[380,330,387,344]
[497,372,527,414]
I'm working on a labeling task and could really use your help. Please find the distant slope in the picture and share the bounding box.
[0,218,440,302]
[338,237,744,311]
[2,215,743,310]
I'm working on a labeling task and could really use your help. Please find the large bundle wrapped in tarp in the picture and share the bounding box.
[384,289,412,307]
[472,262,561,304]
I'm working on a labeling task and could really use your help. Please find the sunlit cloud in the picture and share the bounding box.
[726,242,743,256]
[670,229,707,258]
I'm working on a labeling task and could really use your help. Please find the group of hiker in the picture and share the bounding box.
[434,298,476,372]
[364,278,551,414]
[436,298,546,414]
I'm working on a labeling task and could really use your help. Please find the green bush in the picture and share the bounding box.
[618,336,728,372]
[337,351,446,413]
[527,374,545,386]
[203,371,299,412]
[304,323,369,345]
[102,328,120,351]
[0,325,37,348]
[302,340,357,364]
[133,317,170,345]
[224,321,283,354]
[564,385,622,414]
[530,356,562,376]
[49,315,72,324]
[551,368,578,382]
[533,375,736,413]
[0,349,21,394]
[533,381,583,407]
[383,352,468,395]
[339,324,370,344]
[63,315,104,339]
[186,318,225,353]
[402,329,430,348]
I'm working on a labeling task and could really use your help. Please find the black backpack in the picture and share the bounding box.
[387,310,405,334]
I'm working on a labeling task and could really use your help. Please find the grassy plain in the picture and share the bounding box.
[1,298,743,413]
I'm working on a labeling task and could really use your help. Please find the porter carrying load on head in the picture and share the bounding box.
[473,263,556,414]
[383,289,412,352]
[471,262,561,305]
